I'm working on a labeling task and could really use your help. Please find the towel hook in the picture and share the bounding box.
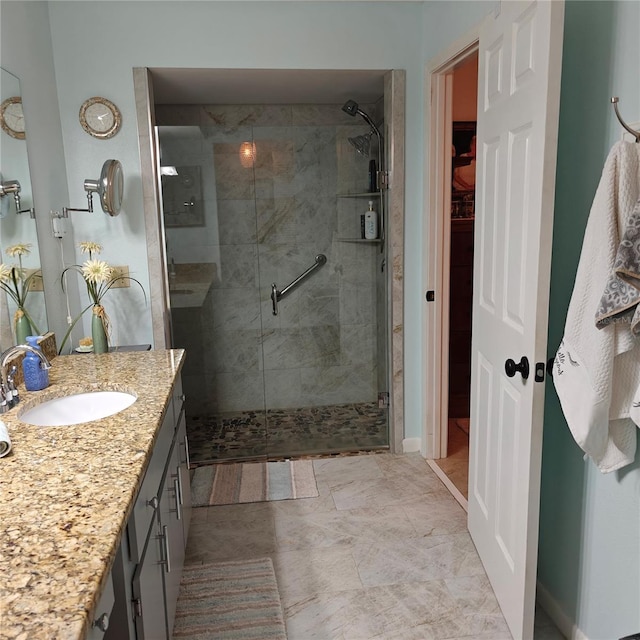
[611,97,640,143]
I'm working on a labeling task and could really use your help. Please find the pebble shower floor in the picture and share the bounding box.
[186,401,388,464]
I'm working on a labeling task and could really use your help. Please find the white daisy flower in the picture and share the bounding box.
[82,259,113,284]
[5,243,32,258]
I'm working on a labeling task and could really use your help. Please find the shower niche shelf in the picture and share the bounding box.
[336,191,383,244]
[336,238,382,244]
[337,191,382,199]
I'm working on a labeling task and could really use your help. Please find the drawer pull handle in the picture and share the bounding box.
[176,469,184,506]
[174,477,182,521]
[181,432,190,469]
[161,524,171,573]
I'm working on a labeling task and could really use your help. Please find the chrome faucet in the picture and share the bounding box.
[0,345,52,413]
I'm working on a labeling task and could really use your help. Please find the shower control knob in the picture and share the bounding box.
[505,356,529,380]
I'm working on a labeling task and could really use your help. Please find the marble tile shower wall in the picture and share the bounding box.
[159,104,381,416]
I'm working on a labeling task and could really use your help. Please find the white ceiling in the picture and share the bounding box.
[150,68,387,105]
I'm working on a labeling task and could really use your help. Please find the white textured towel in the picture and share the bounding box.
[553,141,640,472]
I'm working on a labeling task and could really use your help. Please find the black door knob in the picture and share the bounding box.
[505,356,530,380]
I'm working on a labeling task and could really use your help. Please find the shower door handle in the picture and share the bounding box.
[271,254,327,316]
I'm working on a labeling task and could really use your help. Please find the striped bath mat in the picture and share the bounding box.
[173,557,286,639]
[191,459,318,506]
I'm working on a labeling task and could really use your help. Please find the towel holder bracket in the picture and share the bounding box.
[611,97,640,143]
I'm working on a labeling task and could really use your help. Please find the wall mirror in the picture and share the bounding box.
[0,67,48,350]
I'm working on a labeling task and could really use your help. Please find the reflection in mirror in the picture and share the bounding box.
[0,68,47,350]
[0,176,34,217]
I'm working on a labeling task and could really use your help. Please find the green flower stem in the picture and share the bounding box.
[57,302,94,354]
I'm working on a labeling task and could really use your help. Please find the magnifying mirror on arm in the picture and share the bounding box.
[63,159,123,218]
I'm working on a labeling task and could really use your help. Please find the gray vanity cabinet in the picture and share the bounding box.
[104,375,191,640]
[158,433,185,633]
[131,526,166,639]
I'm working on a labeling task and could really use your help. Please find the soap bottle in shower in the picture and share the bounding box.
[364,201,378,240]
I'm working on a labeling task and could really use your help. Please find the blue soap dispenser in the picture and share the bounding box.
[22,336,49,391]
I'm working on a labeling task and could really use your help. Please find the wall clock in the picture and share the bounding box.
[0,97,25,139]
[79,96,121,139]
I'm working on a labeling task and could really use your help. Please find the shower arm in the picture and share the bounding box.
[356,109,382,140]
[271,254,327,316]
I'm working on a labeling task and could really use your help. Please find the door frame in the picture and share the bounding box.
[423,27,480,460]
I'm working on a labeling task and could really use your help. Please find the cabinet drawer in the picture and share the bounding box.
[128,402,175,564]
[88,572,115,640]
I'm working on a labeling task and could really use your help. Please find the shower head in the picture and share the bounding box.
[348,132,373,156]
[342,100,359,117]
[341,99,382,140]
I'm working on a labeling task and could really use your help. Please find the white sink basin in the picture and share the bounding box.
[20,391,137,426]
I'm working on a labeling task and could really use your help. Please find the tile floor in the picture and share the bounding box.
[431,420,470,500]
[185,452,565,640]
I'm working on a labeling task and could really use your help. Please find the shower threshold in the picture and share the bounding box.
[186,401,388,465]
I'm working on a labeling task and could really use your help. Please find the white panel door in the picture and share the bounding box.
[468,2,564,638]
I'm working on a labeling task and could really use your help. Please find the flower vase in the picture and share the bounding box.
[91,305,109,354]
[14,309,32,345]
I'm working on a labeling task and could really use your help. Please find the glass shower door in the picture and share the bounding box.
[159,124,269,464]
[255,113,389,457]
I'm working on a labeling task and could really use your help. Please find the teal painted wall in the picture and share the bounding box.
[539,2,640,638]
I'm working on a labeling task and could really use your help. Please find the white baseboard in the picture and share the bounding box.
[402,437,421,453]
[536,581,589,640]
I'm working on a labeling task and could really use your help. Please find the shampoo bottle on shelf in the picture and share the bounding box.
[22,336,49,391]
[364,201,378,240]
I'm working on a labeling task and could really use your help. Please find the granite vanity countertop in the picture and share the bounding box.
[0,349,185,640]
